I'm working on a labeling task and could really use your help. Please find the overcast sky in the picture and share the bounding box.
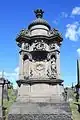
[0,0,80,88]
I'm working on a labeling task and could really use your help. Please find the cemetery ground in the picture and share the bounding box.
[2,87,80,120]
[3,88,16,120]
[66,87,80,120]
[70,101,80,120]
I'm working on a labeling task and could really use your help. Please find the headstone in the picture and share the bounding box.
[3,80,10,100]
[8,9,73,120]
[0,78,5,120]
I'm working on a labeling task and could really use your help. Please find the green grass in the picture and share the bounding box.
[3,89,16,120]
[70,101,80,120]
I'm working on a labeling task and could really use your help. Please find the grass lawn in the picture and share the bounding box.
[3,89,16,120]
[70,101,80,120]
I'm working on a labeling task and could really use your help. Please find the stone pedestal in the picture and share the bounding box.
[16,83,64,103]
[8,83,72,120]
[8,102,72,120]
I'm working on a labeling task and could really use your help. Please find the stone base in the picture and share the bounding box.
[17,84,64,103]
[8,102,73,120]
[8,114,72,120]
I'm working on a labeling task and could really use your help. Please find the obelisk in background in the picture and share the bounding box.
[77,59,80,98]
[77,59,80,85]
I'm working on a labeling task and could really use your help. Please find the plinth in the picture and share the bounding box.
[8,102,72,120]
[8,79,72,120]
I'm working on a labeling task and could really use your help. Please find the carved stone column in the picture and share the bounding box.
[24,59,29,79]
[19,43,25,80]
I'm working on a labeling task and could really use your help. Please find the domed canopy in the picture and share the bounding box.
[28,9,51,30]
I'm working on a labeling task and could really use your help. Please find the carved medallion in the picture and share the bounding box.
[36,64,45,71]
[33,40,46,51]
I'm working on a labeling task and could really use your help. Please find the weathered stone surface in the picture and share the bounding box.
[9,102,71,114]
[8,102,72,120]
[8,9,72,120]
[8,114,72,120]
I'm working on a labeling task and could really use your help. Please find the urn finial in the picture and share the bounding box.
[34,9,44,18]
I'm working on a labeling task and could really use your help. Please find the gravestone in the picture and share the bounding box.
[8,9,73,120]
[0,78,5,120]
[0,78,10,120]
[3,80,10,100]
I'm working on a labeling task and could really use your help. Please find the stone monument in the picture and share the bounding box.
[8,9,72,120]
[3,80,10,101]
[77,59,80,99]
[0,78,4,120]
[0,78,6,120]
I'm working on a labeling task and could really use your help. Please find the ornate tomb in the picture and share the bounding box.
[8,9,72,120]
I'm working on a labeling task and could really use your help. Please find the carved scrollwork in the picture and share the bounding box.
[47,52,56,61]
[21,42,29,50]
[24,43,29,50]
[47,69,50,77]
[33,40,46,51]
[19,29,29,37]
[23,52,32,61]
[30,69,33,77]
[36,64,45,71]
[49,43,55,50]
[49,28,61,37]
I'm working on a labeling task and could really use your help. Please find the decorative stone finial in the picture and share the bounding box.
[34,9,44,18]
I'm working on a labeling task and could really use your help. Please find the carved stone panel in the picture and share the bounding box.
[30,40,48,51]
[49,43,55,50]
[24,43,29,50]
[47,54,57,78]
[50,56,57,78]
[29,61,49,79]
[34,41,45,51]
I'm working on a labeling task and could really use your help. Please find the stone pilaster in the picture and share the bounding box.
[55,43,60,79]
[19,52,24,80]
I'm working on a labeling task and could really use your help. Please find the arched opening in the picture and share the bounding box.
[23,54,29,61]
[32,51,47,61]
